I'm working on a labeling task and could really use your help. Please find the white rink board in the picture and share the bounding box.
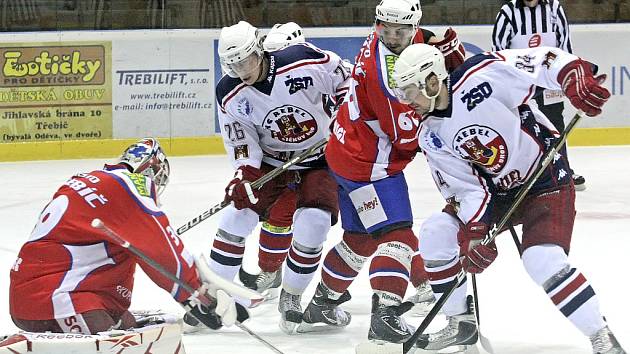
[0,24,628,142]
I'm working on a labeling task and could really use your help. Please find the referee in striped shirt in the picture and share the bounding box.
[492,0,586,191]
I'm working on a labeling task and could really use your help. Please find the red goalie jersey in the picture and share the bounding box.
[9,165,201,321]
[326,28,464,181]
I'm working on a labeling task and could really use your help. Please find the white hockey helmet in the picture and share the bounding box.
[218,21,264,80]
[375,0,423,26]
[218,21,262,64]
[118,138,170,196]
[263,22,305,51]
[393,44,447,111]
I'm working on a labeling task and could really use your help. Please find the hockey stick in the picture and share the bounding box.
[356,112,584,354]
[176,137,328,235]
[91,219,285,354]
[508,225,523,256]
[471,275,495,354]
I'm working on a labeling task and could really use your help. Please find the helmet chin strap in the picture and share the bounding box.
[422,80,443,113]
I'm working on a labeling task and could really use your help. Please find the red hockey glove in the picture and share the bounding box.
[224,165,264,210]
[432,28,466,72]
[558,59,610,117]
[457,222,497,274]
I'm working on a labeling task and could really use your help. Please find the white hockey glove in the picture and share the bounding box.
[182,283,249,330]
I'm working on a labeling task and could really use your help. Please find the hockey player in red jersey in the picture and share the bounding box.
[392,44,624,353]
[9,138,243,335]
[301,0,465,342]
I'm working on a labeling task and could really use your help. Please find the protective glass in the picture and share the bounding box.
[375,22,415,49]
[393,83,423,105]
[225,52,262,78]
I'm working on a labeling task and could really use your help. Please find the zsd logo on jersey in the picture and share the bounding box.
[264,104,317,143]
[453,125,508,174]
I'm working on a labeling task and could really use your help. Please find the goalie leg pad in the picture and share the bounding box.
[0,322,185,354]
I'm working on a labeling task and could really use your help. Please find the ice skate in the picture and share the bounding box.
[406,281,437,317]
[368,293,416,344]
[299,283,352,333]
[590,326,626,354]
[240,267,282,301]
[415,296,478,353]
[278,289,303,334]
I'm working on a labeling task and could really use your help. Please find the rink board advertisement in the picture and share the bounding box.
[0,24,628,161]
[0,42,112,144]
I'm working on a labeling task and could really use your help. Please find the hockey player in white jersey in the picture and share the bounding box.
[199,21,350,334]
[392,44,624,353]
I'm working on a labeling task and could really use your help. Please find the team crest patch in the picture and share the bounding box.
[422,129,444,152]
[236,97,253,117]
[453,125,508,174]
[264,104,318,143]
[234,144,249,160]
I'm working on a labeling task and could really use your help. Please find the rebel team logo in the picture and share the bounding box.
[264,104,317,143]
[453,124,508,174]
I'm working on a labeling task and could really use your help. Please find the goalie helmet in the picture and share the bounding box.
[263,22,305,51]
[375,0,422,26]
[118,138,170,196]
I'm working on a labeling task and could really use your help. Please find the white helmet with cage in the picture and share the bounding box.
[393,43,448,111]
[263,22,305,51]
[375,0,423,26]
[118,138,170,196]
[218,21,263,80]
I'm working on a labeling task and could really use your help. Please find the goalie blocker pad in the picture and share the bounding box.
[0,322,184,354]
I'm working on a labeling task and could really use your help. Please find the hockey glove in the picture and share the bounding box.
[225,165,264,210]
[182,284,250,330]
[457,222,497,274]
[558,59,610,117]
[432,28,466,72]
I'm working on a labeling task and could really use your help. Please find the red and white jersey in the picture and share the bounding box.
[216,43,350,170]
[419,47,576,225]
[325,30,434,181]
[9,165,200,321]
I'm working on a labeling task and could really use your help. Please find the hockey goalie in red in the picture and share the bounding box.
[9,138,244,335]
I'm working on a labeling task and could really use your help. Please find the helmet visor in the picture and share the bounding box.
[375,22,415,53]
[225,52,262,78]
[394,83,423,104]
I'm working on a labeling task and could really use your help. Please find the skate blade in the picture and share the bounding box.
[279,319,301,335]
[408,300,436,317]
[355,340,403,354]
[261,287,280,301]
[415,345,475,354]
[296,321,348,334]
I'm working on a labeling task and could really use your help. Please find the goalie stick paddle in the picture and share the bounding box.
[355,112,584,354]
[175,137,328,236]
[91,219,285,354]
